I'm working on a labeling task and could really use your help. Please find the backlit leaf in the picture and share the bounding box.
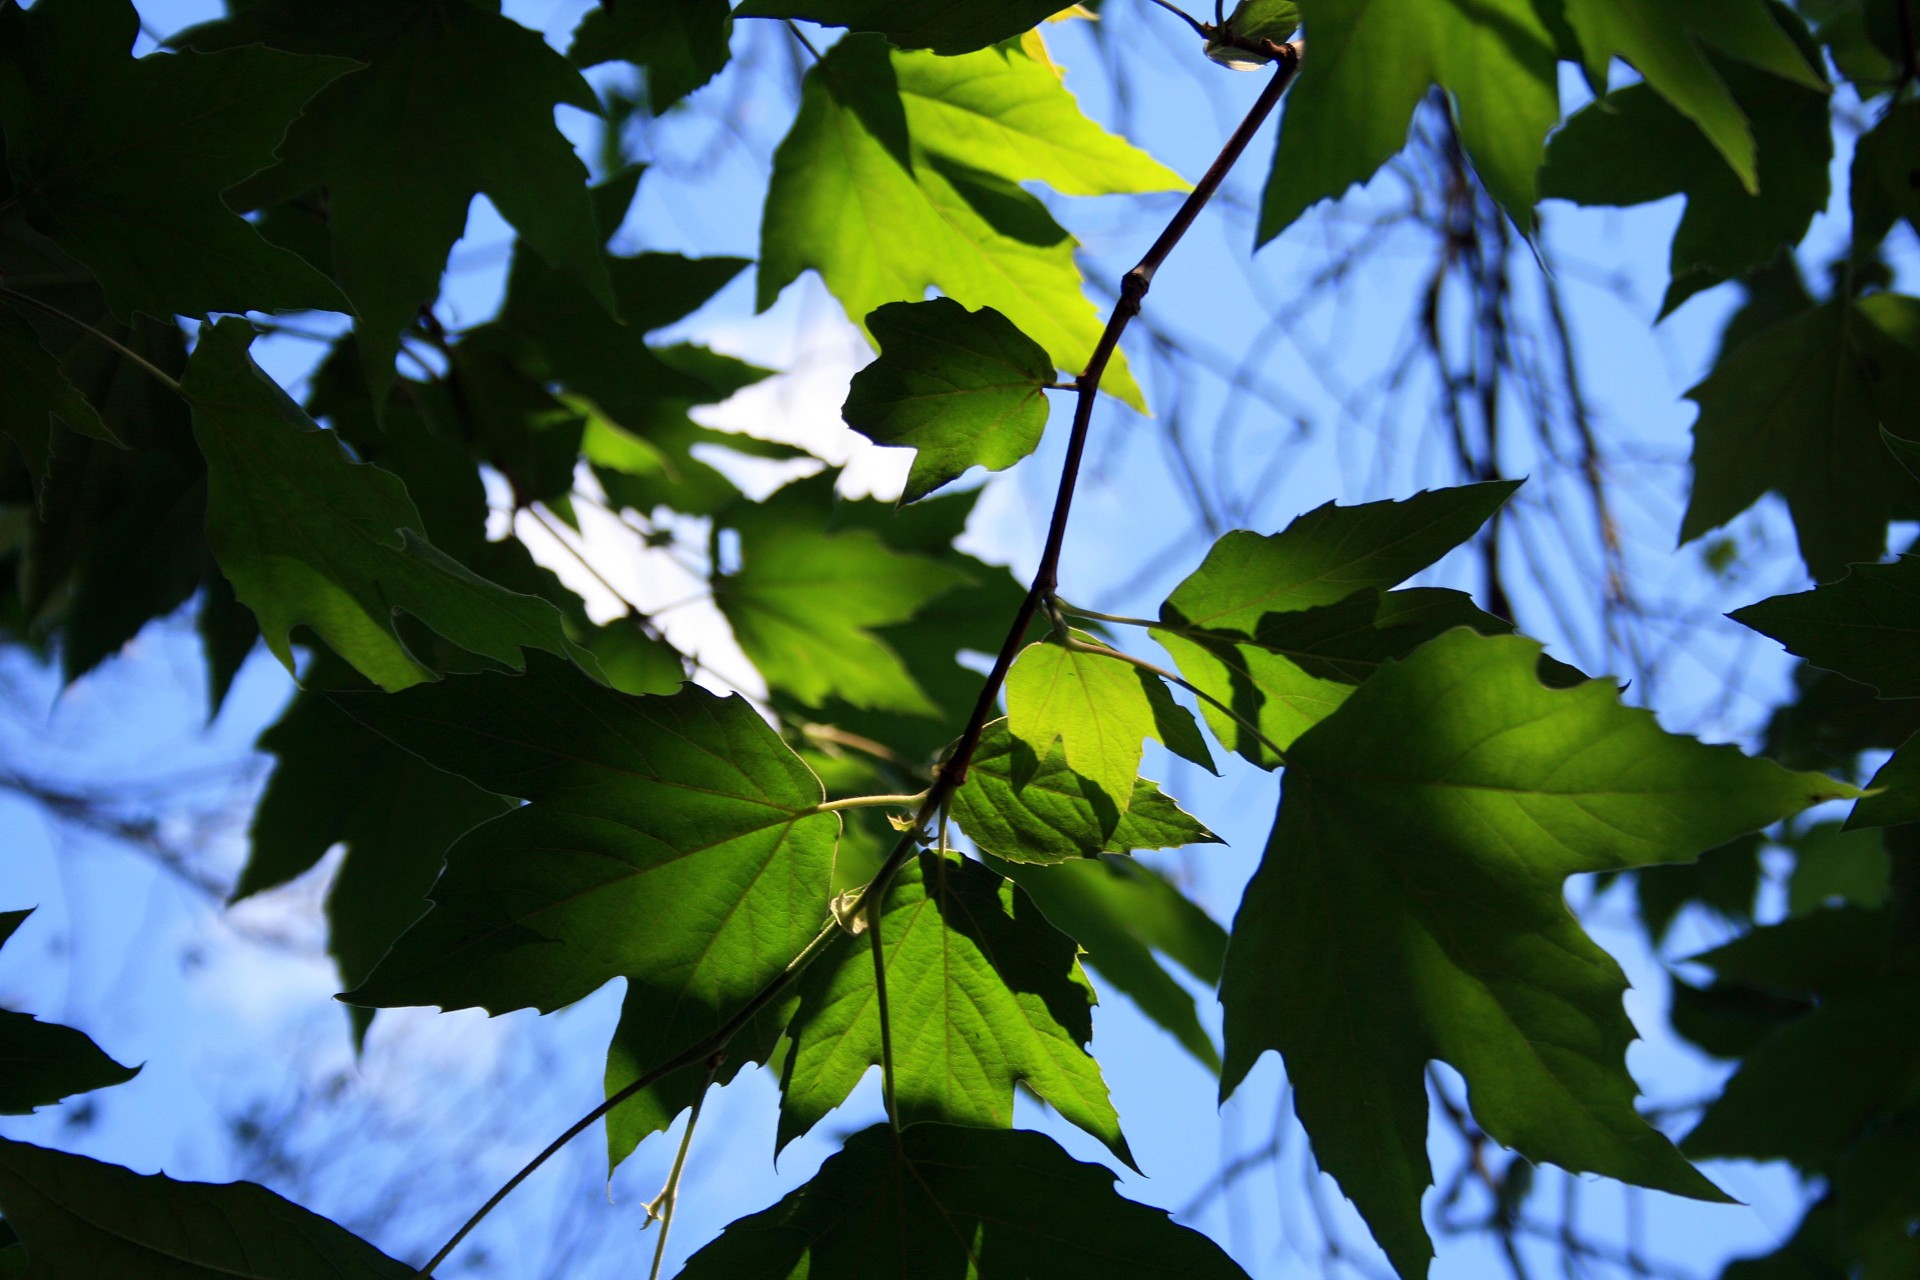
[732,1,1070,55]
[568,0,731,112]
[1220,629,1852,1278]
[1734,556,1920,696]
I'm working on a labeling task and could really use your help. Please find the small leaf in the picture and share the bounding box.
[0,1138,418,1279]
[1207,0,1300,68]
[0,912,138,1116]
[184,318,590,691]
[0,304,118,487]
[1849,731,1920,830]
[678,1123,1252,1279]
[843,298,1054,503]
[0,0,351,319]
[731,1,1072,55]
[779,852,1131,1167]
[951,719,1220,865]
[568,0,731,112]
[1220,629,1854,1279]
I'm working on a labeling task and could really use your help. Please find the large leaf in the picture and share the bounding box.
[678,1123,1251,1279]
[758,37,1182,409]
[732,1,1067,54]
[995,853,1229,1072]
[842,298,1055,504]
[0,911,137,1115]
[568,0,731,112]
[1682,294,1920,581]
[0,1138,418,1279]
[778,852,1130,1166]
[183,319,588,691]
[1256,0,1559,239]
[951,719,1219,866]
[1559,0,1825,192]
[339,657,837,1098]
[1005,630,1213,829]
[181,0,615,393]
[1733,556,1920,697]
[0,0,349,319]
[1540,53,1831,314]
[1219,629,1853,1279]
[1155,482,1519,764]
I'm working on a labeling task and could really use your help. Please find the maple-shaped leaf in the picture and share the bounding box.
[339,657,836,1082]
[1733,556,1920,697]
[1156,482,1519,764]
[180,0,615,394]
[842,298,1055,504]
[994,852,1229,1072]
[716,508,969,715]
[1682,295,1920,581]
[1219,629,1854,1279]
[183,320,590,690]
[569,0,731,112]
[1541,50,1831,315]
[237,656,512,1045]
[1559,0,1826,195]
[1257,0,1559,239]
[0,304,117,487]
[679,1123,1251,1279]
[759,36,1183,410]
[952,718,1219,866]
[0,0,350,320]
[1006,630,1213,832]
[734,0,1068,54]
[0,1138,417,1279]
[0,911,138,1116]
[778,852,1130,1164]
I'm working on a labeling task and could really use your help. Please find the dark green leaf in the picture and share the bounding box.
[0,305,116,486]
[1733,555,1920,695]
[758,37,1181,409]
[0,910,137,1115]
[994,853,1228,1072]
[181,0,615,393]
[1689,906,1895,997]
[779,852,1130,1165]
[1785,821,1889,914]
[951,719,1220,865]
[184,318,589,691]
[339,659,837,1095]
[0,1138,418,1279]
[843,298,1054,504]
[568,0,731,112]
[1220,630,1852,1278]
[1849,732,1920,829]
[732,0,1070,55]
[678,1123,1251,1279]
[1257,0,1559,239]
[1851,101,1920,254]
[1635,833,1763,944]
[0,0,350,319]
[1682,295,1920,581]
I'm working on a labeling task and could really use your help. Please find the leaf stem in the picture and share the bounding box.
[422,50,1304,1273]
[1056,600,1162,630]
[646,1053,722,1280]
[802,790,932,816]
[0,285,185,397]
[866,887,901,1137]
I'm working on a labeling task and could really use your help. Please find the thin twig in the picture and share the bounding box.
[646,1053,723,1280]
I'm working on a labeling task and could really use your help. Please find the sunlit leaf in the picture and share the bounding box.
[733,0,1071,55]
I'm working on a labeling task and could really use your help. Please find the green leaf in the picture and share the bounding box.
[239,658,512,1044]
[1155,482,1519,764]
[338,658,837,1092]
[181,0,615,394]
[1786,822,1889,915]
[1207,0,1301,67]
[568,0,731,112]
[842,298,1054,504]
[1219,629,1853,1279]
[731,1,1070,54]
[1634,833,1762,944]
[994,853,1228,1072]
[1733,555,1920,696]
[1851,102,1920,254]
[951,719,1220,866]
[1006,630,1214,829]
[678,1123,1252,1279]
[0,0,350,319]
[0,1138,418,1279]
[0,911,138,1115]
[716,512,969,715]
[1682,295,1920,581]
[1540,53,1831,315]
[0,305,116,486]
[1559,0,1825,194]
[1256,0,1559,239]
[779,851,1131,1166]
[1849,732,1920,829]
[184,318,589,691]
[1690,906,1895,997]
[758,37,1182,410]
